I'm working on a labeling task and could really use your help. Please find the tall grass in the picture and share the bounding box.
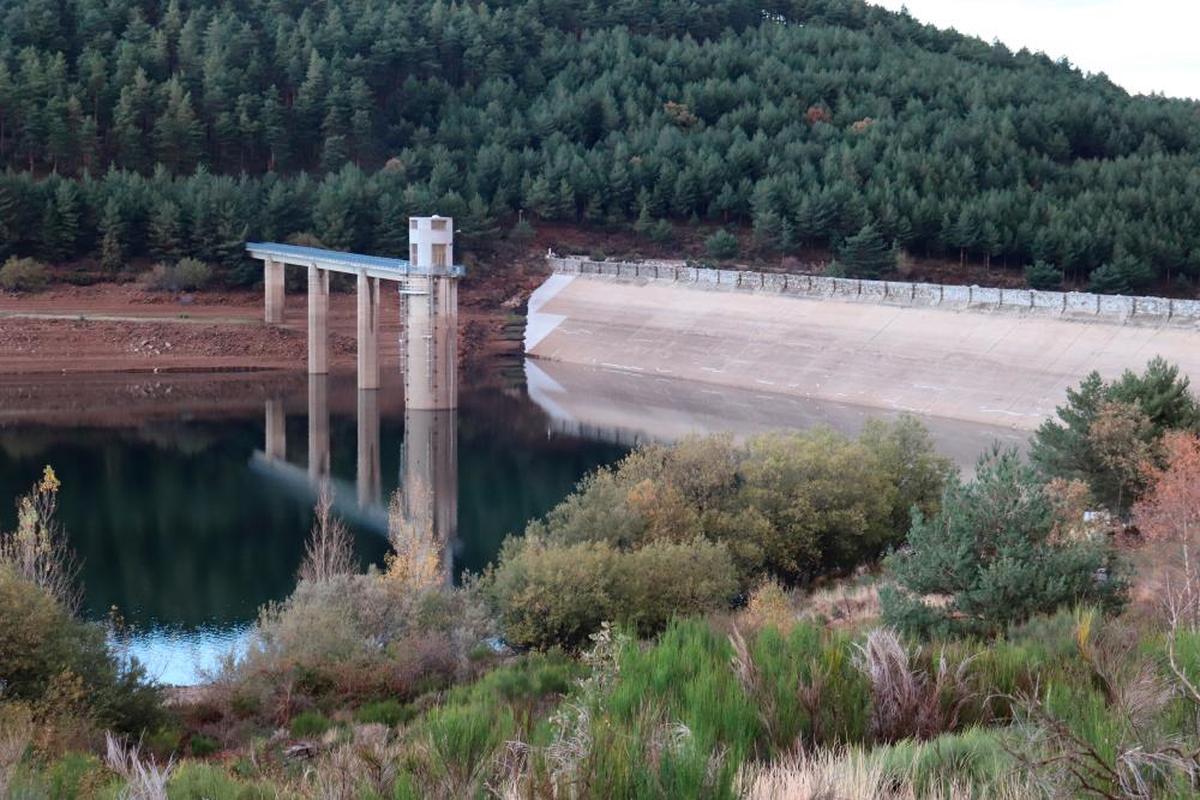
[105,732,174,800]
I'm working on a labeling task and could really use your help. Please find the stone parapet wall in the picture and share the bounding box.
[548,256,1200,327]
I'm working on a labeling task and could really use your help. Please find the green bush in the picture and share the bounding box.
[168,761,276,800]
[144,258,213,291]
[40,751,104,800]
[189,733,220,757]
[173,257,213,290]
[354,698,412,727]
[521,422,949,588]
[0,565,162,734]
[0,256,49,291]
[289,710,332,738]
[486,536,738,649]
[882,449,1128,638]
[1024,260,1062,290]
[704,229,739,259]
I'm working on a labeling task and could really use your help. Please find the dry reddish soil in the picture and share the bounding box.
[0,267,540,377]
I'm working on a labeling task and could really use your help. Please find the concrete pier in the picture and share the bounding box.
[307,375,329,481]
[264,259,284,324]
[307,264,329,375]
[249,219,463,404]
[356,389,381,507]
[357,272,381,390]
[264,398,286,460]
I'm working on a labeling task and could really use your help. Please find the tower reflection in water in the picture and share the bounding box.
[255,374,457,584]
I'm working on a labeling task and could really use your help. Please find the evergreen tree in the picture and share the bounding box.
[99,198,127,273]
[40,181,80,262]
[836,224,896,278]
[882,448,1127,638]
[1088,249,1155,295]
[154,78,203,174]
[149,199,184,262]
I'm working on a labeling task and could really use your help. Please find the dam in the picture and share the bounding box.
[526,257,1200,431]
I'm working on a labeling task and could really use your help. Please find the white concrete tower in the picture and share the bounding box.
[403,216,458,410]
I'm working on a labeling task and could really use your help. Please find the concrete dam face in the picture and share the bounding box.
[525,261,1200,432]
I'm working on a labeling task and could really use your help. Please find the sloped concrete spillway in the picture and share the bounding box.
[525,260,1200,435]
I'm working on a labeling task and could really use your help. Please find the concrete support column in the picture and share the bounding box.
[357,272,381,390]
[264,398,286,460]
[307,374,329,482]
[356,389,381,507]
[308,265,329,375]
[264,259,285,324]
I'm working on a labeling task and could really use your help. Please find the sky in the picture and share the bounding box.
[873,0,1200,99]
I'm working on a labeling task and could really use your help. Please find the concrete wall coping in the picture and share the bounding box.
[547,256,1200,327]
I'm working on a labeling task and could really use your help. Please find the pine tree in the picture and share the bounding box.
[40,181,80,262]
[149,199,184,262]
[99,198,127,273]
[881,448,1126,638]
[836,224,896,278]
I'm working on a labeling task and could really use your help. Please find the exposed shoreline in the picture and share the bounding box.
[0,280,527,378]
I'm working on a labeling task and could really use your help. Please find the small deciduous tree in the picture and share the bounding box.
[1133,432,1200,628]
[1033,359,1199,512]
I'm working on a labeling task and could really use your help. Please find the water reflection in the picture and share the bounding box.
[254,379,460,584]
[524,358,1028,468]
[0,360,1029,684]
[0,374,627,684]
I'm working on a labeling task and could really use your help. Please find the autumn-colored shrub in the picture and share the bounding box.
[0,257,49,292]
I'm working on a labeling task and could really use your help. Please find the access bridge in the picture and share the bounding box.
[246,216,464,409]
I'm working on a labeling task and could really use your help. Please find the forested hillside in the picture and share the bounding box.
[1,0,1198,290]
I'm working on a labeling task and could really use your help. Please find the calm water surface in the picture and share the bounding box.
[0,369,626,684]
[0,360,1024,684]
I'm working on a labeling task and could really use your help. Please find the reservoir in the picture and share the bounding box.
[0,359,1025,684]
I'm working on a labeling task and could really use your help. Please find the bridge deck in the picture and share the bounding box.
[245,242,465,280]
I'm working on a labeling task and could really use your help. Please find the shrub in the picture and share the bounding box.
[1025,260,1062,290]
[167,761,277,800]
[354,699,412,727]
[486,536,738,649]
[0,564,162,735]
[144,258,213,292]
[290,710,331,738]
[704,229,739,259]
[851,628,974,743]
[0,256,49,292]
[521,422,948,592]
[188,734,219,758]
[882,448,1128,638]
[173,257,212,290]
